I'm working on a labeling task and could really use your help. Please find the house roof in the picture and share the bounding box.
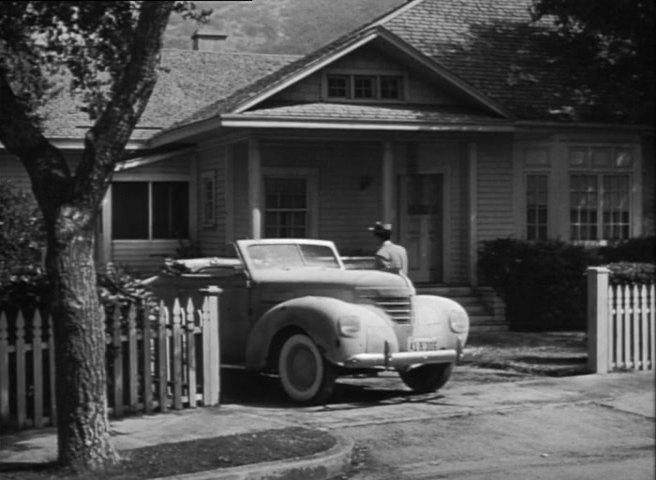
[382,0,575,121]
[156,0,611,143]
[38,49,299,142]
[35,0,634,147]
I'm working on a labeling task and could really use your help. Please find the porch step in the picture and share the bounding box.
[415,285,508,332]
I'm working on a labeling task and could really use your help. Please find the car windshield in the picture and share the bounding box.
[246,243,341,270]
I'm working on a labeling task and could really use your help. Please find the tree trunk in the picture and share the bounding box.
[48,214,118,469]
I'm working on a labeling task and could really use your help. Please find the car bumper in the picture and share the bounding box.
[342,349,458,368]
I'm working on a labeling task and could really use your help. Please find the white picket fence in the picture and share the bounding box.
[587,267,655,373]
[0,287,221,431]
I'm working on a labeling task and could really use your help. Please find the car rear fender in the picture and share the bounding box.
[244,296,396,371]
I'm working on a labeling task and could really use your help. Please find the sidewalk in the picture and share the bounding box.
[0,330,653,480]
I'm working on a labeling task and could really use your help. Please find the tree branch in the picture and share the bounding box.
[0,71,72,220]
[73,1,175,208]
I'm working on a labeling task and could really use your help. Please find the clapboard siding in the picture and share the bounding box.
[316,143,381,254]
[1,153,83,192]
[232,142,250,241]
[260,141,381,254]
[450,149,469,283]
[196,142,227,256]
[111,240,179,275]
[477,139,515,242]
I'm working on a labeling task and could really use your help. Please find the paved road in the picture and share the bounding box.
[222,369,655,480]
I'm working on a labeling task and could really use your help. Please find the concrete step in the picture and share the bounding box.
[416,284,508,332]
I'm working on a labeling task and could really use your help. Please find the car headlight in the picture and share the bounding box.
[338,315,361,337]
[448,308,469,333]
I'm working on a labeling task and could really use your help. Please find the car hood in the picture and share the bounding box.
[253,268,415,302]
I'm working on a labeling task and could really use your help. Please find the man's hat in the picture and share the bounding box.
[368,221,392,234]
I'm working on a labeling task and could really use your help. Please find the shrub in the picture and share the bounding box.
[606,262,655,285]
[0,181,45,283]
[478,239,595,331]
[596,236,655,264]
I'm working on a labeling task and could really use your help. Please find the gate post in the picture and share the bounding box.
[201,286,222,406]
[587,267,610,374]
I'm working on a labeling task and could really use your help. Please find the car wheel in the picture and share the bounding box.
[278,334,336,404]
[399,363,453,393]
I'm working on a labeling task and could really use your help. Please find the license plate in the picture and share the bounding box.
[408,337,439,352]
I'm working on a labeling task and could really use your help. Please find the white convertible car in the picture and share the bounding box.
[143,238,469,404]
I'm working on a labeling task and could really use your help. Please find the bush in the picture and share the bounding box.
[606,262,655,285]
[0,181,45,283]
[479,237,656,332]
[596,236,655,264]
[478,239,595,331]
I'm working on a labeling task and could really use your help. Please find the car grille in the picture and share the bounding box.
[371,296,412,324]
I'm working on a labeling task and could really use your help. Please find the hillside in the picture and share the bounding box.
[164,0,405,54]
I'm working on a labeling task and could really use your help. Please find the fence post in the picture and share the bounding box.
[200,286,222,406]
[587,266,610,374]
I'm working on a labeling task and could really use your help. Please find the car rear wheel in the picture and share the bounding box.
[399,363,453,393]
[278,334,336,404]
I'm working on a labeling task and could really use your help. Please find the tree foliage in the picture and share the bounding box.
[531,0,654,124]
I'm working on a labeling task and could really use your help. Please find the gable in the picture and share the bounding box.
[269,44,472,108]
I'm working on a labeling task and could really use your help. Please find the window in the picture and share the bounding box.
[568,146,633,242]
[325,73,404,101]
[327,75,349,98]
[112,181,189,240]
[353,75,376,99]
[201,171,216,226]
[380,76,403,100]
[264,178,307,238]
[526,175,548,241]
[570,174,630,241]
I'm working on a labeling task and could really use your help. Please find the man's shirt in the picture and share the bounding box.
[375,240,408,275]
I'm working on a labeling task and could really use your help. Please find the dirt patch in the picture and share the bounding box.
[460,331,588,378]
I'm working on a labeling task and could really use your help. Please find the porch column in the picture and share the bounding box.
[382,141,394,224]
[468,142,478,286]
[98,187,112,265]
[248,139,262,239]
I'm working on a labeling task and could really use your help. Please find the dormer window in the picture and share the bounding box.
[354,75,376,99]
[380,76,403,99]
[325,72,405,101]
[327,75,349,98]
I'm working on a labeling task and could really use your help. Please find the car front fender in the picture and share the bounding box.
[244,296,397,371]
[411,295,470,352]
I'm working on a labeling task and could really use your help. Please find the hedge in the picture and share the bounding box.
[478,237,655,332]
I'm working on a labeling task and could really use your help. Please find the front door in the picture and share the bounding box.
[399,174,444,283]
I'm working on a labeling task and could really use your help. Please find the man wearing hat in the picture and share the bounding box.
[369,221,408,275]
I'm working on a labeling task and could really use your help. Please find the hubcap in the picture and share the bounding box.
[287,345,317,390]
